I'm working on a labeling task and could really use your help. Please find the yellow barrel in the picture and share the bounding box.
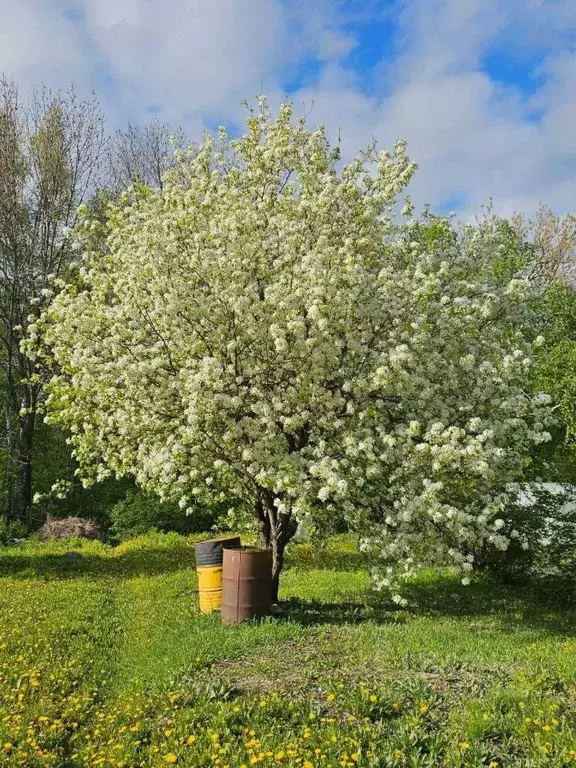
[194,536,240,613]
[197,565,224,612]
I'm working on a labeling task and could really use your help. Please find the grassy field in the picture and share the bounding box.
[0,533,575,767]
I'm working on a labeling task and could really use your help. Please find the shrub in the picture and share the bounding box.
[40,515,100,541]
[0,517,28,545]
[109,489,219,540]
[477,483,576,581]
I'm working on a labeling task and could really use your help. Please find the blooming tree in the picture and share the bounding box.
[26,99,552,601]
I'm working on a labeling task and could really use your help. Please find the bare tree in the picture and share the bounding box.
[110,116,187,190]
[0,77,107,522]
[510,202,576,290]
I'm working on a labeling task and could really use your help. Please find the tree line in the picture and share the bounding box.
[0,76,188,524]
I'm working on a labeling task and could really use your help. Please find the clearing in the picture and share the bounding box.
[0,533,575,767]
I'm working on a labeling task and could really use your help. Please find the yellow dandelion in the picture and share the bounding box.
[165,753,178,764]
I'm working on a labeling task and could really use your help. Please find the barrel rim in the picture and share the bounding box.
[194,535,241,546]
[223,545,271,553]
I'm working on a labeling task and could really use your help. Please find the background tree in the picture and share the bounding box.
[508,204,576,451]
[534,283,576,437]
[484,202,576,478]
[0,77,107,523]
[28,100,552,599]
[110,117,187,190]
[510,202,576,290]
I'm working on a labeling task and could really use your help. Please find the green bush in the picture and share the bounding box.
[0,516,27,545]
[109,489,219,540]
[477,483,576,581]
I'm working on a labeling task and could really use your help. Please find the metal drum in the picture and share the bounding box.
[221,546,272,624]
[194,536,241,613]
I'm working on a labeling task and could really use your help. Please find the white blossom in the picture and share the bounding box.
[24,98,552,598]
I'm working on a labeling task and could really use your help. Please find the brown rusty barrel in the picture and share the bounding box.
[194,536,241,613]
[221,547,272,624]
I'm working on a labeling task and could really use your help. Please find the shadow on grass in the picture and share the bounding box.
[0,544,197,580]
[408,571,575,612]
[279,596,405,626]
[403,574,576,637]
[278,575,576,638]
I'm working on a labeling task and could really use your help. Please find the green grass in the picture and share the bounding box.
[0,532,575,767]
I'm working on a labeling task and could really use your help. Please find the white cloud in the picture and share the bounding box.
[315,29,357,61]
[0,0,574,221]
[81,0,289,125]
[289,0,576,221]
[0,0,94,92]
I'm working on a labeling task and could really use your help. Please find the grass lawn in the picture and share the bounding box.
[0,533,575,767]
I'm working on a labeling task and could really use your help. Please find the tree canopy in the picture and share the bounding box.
[27,99,553,598]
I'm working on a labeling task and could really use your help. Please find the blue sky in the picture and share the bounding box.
[1,0,575,221]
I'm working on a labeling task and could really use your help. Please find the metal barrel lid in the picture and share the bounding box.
[194,536,241,567]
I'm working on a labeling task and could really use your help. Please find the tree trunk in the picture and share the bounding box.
[254,493,294,605]
[270,533,287,604]
[4,407,15,519]
[255,496,271,549]
[15,409,35,524]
